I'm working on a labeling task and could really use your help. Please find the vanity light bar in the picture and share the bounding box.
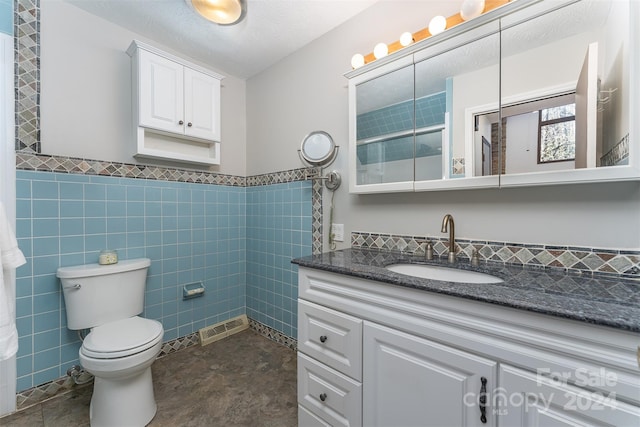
[353,0,511,69]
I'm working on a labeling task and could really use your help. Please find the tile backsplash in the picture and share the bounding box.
[352,231,640,279]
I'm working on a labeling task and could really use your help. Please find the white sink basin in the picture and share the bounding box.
[386,263,503,284]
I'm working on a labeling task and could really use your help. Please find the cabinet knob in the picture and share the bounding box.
[178,120,184,125]
[187,122,193,127]
[319,393,327,402]
[319,335,327,343]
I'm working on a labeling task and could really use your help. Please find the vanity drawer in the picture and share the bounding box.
[298,299,363,380]
[298,352,362,427]
[298,405,332,427]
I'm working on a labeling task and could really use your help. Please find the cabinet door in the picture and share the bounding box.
[138,50,184,134]
[349,56,415,194]
[184,67,220,141]
[363,322,497,427]
[499,364,640,427]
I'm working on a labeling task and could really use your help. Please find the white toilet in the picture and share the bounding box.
[57,258,164,427]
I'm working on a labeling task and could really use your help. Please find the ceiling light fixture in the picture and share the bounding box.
[190,0,247,25]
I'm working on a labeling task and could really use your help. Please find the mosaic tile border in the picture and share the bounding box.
[15,152,319,187]
[248,318,297,351]
[16,152,248,186]
[157,332,200,358]
[15,0,40,153]
[452,157,465,176]
[352,231,640,279]
[311,179,323,255]
[14,375,86,413]
[246,167,318,186]
[600,134,629,167]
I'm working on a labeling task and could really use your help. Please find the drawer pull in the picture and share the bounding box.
[479,376,487,424]
[319,335,328,343]
[319,393,327,402]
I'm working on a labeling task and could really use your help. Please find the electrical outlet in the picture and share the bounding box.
[331,224,345,242]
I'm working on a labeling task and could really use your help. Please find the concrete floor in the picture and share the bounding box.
[0,329,297,426]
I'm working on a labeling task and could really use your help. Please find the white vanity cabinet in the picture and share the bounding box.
[127,40,223,165]
[296,267,640,427]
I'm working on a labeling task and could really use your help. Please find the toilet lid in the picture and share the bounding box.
[81,316,163,359]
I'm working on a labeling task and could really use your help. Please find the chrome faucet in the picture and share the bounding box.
[441,214,456,263]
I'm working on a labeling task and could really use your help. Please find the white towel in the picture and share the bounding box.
[0,202,26,361]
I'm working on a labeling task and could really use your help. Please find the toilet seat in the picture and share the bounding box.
[81,316,163,359]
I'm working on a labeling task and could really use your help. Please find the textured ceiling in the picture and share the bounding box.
[65,0,382,79]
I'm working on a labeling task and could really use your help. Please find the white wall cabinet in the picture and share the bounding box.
[297,267,640,427]
[128,40,223,165]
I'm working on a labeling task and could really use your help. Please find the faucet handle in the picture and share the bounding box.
[471,249,480,267]
[425,242,434,260]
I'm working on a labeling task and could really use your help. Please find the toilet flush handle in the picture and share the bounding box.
[66,283,81,290]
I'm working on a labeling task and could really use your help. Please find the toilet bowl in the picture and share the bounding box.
[80,316,163,427]
[57,258,164,427]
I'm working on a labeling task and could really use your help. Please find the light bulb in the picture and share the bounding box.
[460,0,485,21]
[428,15,447,36]
[399,32,414,47]
[351,54,365,69]
[190,0,245,25]
[373,42,388,59]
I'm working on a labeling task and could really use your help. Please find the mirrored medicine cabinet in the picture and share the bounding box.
[346,0,639,193]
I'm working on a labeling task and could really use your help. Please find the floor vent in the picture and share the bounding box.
[199,315,249,346]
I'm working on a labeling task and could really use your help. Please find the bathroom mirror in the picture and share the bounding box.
[353,61,414,191]
[347,0,638,193]
[414,20,500,186]
[299,131,338,167]
[475,0,632,181]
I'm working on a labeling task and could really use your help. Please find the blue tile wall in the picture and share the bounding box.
[0,0,11,36]
[245,181,313,338]
[14,170,249,391]
[356,92,446,165]
[356,92,446,141]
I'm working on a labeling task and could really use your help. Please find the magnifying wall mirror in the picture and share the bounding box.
[300,131,338,166]
[299,131,341,191]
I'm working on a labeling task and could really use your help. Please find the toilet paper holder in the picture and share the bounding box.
[183,282,205,300]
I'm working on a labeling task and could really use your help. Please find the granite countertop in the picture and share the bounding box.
[292,248,640,332]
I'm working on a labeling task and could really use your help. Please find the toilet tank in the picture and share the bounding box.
[57,258,151,330]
